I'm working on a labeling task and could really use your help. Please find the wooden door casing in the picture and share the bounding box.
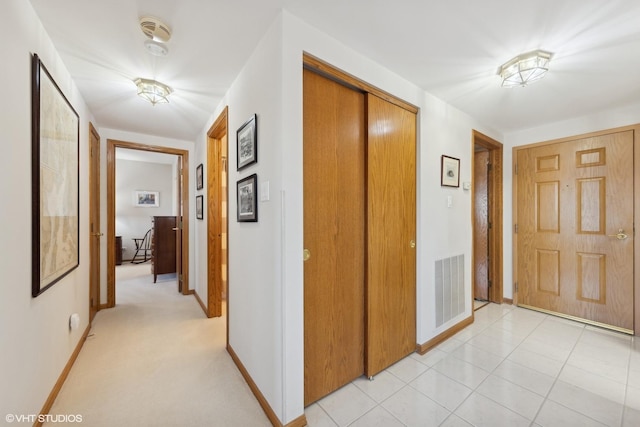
[176,157,183,293]
[366,93,417,377]
[474,150,490,301]
[516,130,634,331]
[303,69,366,405]
[207,108,228,318]
[89,123,101,322]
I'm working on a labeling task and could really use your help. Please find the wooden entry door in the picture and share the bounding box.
[516,130,634,332]
[366,93,417,376]
[303,69,366,406]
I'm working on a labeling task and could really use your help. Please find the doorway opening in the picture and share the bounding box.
[106,139,190,308]
[472,130,503,306]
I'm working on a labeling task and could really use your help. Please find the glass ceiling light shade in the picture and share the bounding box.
[134,78,173,105]
[498,50,553,87]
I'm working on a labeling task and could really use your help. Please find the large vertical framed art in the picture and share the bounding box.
[31,54,80,297]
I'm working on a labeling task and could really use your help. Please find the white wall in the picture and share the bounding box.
[193,11,503,424]
[0,0,96,417]
[196,12,287,420]
[502,102,640,300]
[281,13,503,421]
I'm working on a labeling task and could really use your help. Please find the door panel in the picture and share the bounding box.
[474,150,489,301]
[303,69,366,405]
[176,156,183,293]
[366,94,416,376]
[517,131,634,331]
[89,124,100,322]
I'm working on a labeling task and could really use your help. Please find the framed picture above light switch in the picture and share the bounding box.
[441,155,460,188]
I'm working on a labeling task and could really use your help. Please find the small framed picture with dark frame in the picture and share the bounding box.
[196,195,204,220]
[237,114,257,171]
[236,174,258,222]
[196,163,204,190]
[441,155,460,187]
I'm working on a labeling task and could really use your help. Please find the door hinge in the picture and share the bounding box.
[179,274,183,282]
[488,221,492,229]
[515,282,518,292]
[515,164,518,175]
[488,280,492,288]
[487,163,493,172]
[514,224,518,233]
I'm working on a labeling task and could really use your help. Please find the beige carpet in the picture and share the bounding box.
[45,263,270,427]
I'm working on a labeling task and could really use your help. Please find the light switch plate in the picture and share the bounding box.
[260,181,270,201]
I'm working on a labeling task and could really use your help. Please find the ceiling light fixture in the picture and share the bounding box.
[498,49,553,87]
[134,78,173,105]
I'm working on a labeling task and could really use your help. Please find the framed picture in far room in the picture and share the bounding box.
[441,155,460,187]
[196,195,204,220]
[134,190,159,207]
[236,174,258,222]
[237,114,257,170]
[196,163,203,190]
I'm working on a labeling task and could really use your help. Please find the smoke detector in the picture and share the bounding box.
[139,16,172,43]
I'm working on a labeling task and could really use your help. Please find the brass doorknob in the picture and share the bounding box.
[410,240,416,248]
[608,229,628,240]
[303,249,311,261]
[91,232,103,237]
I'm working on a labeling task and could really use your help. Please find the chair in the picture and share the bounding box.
[131,229,152,264]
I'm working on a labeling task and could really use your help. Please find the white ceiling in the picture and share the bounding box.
[29,0,640,141]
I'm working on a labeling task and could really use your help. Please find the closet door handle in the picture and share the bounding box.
[303,249,311,261]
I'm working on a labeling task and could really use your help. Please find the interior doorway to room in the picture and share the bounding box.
[205,107,229,319]
[472,131,503,307]
[106,139,190,308]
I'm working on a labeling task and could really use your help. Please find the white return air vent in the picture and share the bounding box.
[435,254,465,327]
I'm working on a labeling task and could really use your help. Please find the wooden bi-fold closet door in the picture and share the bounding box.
[303,68,417,405]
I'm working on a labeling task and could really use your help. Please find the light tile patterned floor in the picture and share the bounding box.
[305,304,640,427]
